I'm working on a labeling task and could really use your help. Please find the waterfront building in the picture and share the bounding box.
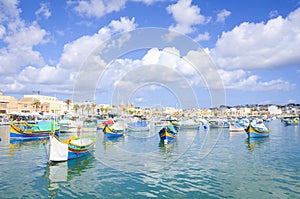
[0,91,19,114]
[268,105,282,115]
[19,95,64,114]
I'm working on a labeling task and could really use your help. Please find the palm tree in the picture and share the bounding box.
[65,99,72,111]
[73,104,80,114]
[91,103,97,114]
[85,104,91,115]
[80,104,85,114]
[32,100,41,112]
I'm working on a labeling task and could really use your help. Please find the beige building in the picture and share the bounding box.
[0,91,19,114]
[0,91,65,114]
[19,95,64,114]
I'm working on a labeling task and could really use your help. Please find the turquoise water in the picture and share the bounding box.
[0,120,299,198]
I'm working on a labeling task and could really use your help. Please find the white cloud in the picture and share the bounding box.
[297,69,300,78]
[18,65,68,84]
[0,10,137,95]
[287,99,296,104]
[0,2,48,75]
[216,9,231,23]
[58,17,136,70]
[166,0,208,35]
[71,0,125,18]
[211,7,300,70]
[35,2,51,19]
[109,17,137,32]
[5,22,48,48]
[0,25,5,38]
[0,0,20,23]
[269,10,279,18]
[110,47,295,93]
[70,0,163,18]
[218,69,295,91]
[133,97,143,103]
[194,32,210,42]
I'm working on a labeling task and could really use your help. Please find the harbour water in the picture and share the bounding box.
[0,120,299,198]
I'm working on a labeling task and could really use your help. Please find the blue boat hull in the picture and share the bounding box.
[247,131,269,138]
[159,125,178,144]
[105,132,124,138]
[68,150,91,160]
[10,132,49,140]
[246,124,269,138]
[103,125,124,138]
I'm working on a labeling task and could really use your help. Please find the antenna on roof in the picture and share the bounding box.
[32,90,40,95]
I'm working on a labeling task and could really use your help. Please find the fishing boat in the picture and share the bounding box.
[208,120,229,128]
[127,116,150,132]
[229,122,245,132]
[103,124,124,138]
[82,119,98,132]
[10,122,59,140]
[179,118,200,129]
[282,117,299,126]
[234,118,250,129]
[47,135,96,162]
[245,120,270,138]
[158,120,179,145]
[23,120,60,130]
[59,119,78,133]
[98,119,114,130]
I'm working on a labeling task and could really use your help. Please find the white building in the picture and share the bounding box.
[268,105,282,115]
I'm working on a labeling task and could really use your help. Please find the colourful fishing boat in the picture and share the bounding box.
[23,120,60,130]
[208,120,229,128]
[245,120,270,138]
[103,124,124,138]
[158,121,179,145]
[229,122,245,132]
[179,118,200,129]
[236,118,250,129]
[283,117,299,126]
[127,120,150,132]
[47,135,96,162]
[82,119,98,131]
[10,122,59,140]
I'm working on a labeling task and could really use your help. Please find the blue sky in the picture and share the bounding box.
[0,0,299,108]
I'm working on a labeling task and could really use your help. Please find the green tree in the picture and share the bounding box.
[91,103,97,114]
[80,104,85,114]
[32,100,41,112]
[85,104,91,115]
[73,104,80,114]
[65,99,72,111]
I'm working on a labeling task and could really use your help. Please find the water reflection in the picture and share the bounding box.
[102,135,125,151]
[0,125,10,147]
[44,154,95,197]
[7,139,46,157]
[158,140,177,153]
[245,137,269,152]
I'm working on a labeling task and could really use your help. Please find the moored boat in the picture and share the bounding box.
[229,123,245,132]
[245,120,270,138]
[208,120,229,128]
[158,120,179,145]
[47,135,96,162]
[127,119,150,132]
[82,119,98,131]
[59,119,78,133]
[103,124,124,138]
[179,118,200,129]
[282,117,299,126]
[10,122,59,140]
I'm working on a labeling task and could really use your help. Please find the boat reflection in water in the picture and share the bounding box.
[158,139,177,152]
[245,137,269,152]
[44,154,95,197]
